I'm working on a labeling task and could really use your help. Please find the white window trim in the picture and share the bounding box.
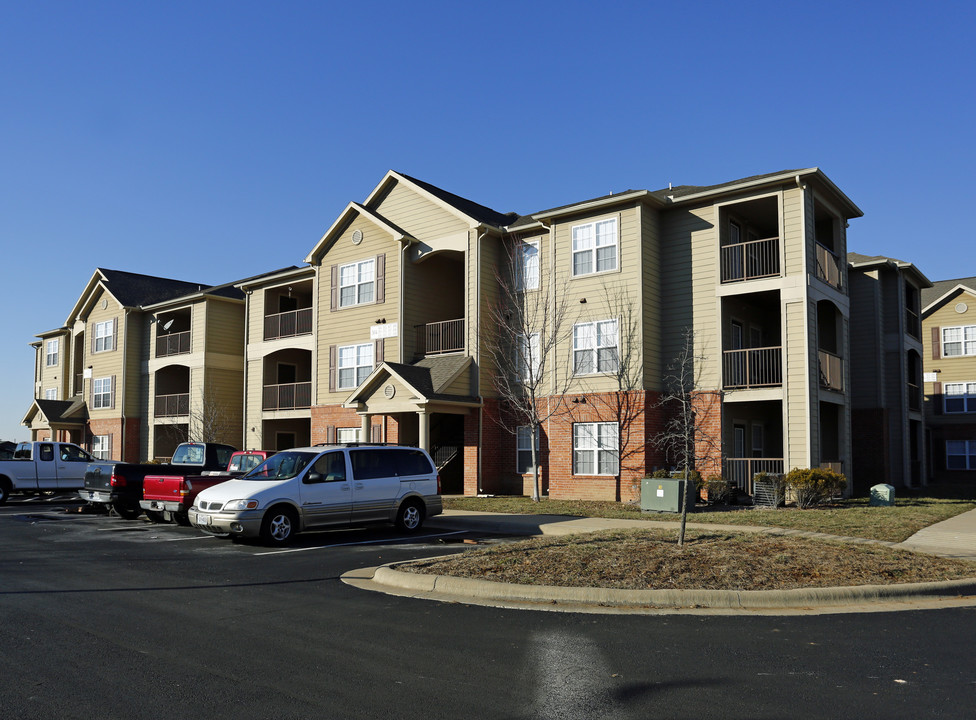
[337,342,374,390]
[573,319,619,375]
[92,376,112,409]
[517,332,541,383]
[92,435,111,460]
[516,425,540,474]
[94,320,114,353]
[944,382,976,414]
[44,388,58,400]
[516,240,540,291]
[45,339,59,367]
[337,427,360,443]
[572,421,619,476]
[571,217,618,277]
[946,440,976,470]
[942,325,976,357]
[338,258,376,308]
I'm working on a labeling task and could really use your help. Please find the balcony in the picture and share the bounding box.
[724,458,784,493]
[156,393,190,417]
[818,349,843,391]
[722,347,783,389]
[74,373,84,396]
[264,308,313,341]
[906,307,921,340]
[263,382,312,411]
[416,318,465,357]
[156,331,191,358]
[720,237,780,283]
[815,242,843,290]
[908,382,921,412]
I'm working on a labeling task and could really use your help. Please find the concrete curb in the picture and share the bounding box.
[371,562,976,610]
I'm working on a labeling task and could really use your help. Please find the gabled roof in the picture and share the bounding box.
[22,398,88,427]
[305,202,415,265]
[921,276,976,315]
[343,355,478,408]
[847,252,932,289]
[66,268,211,323]
[393,172,518,228]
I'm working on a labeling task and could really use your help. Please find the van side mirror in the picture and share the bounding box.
[305,471,324,484]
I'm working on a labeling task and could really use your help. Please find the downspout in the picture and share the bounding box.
[121,308,129,462]
[243,290,250,449]
[476,229,489,494]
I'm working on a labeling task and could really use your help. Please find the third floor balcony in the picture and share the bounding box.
[264,307,313,341]
[720,237,780,284]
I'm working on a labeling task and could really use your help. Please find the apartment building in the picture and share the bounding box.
[234,168,864,501]
[23,268,266,461]
[922,276,976,482]
[847,254,931,492]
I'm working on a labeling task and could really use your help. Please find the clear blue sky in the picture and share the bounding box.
[2,0,974,442]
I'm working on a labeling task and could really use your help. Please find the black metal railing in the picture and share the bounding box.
[720,237,780,283]
[264,308,313,340]
[722,346,783,389]
[416,318,464,356]
[263,382,312,410]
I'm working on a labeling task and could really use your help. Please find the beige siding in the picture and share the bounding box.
[37,332,69,400]
[204,300,245,356]
[315,217,401,405]
[84,289,126,418]
[924,293,976,403]
[370,179,470,240]
[201,367,244,447]
[782,187,805,277]
[784,300,810,469]
[476,233,503,396]
[403,251,465,361]
[640,204,662,391]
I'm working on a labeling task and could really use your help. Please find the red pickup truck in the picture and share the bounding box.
[140,450,274,525]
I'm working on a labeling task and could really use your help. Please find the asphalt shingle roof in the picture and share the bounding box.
[922,276,976,309]
[396,172,519,228]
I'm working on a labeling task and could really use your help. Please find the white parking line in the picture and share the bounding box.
[254,529,468,556]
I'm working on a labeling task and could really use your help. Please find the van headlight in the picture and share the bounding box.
[224,499,260,511]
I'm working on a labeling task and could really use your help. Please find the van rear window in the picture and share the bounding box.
[350,449,433,480]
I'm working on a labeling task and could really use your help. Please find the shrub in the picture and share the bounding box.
[702,474,733,503]
[783,467,847,509]
[651,468,670,479]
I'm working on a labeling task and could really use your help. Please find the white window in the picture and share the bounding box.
[946,440,976,470]
[516,241,539,291]
[45,339,59,367]
[339,259,375,307]
[337,427,360,443]
[92,377,112,409]
[44,389,57,400]
[573,422,619,475]
[572,218,617,276]
[942,325,976,357]
[92,435,111,460]
[94,320,114,352]
[517,332,541,382]
[573,320,619,375]
[517,426,540,473]
[338,343,373,389]
[945,382,976,413]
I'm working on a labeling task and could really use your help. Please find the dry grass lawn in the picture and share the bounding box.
[405,529,976,591]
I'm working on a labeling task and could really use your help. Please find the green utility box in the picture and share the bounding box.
[870,483,895,506]
[641,477,695,513]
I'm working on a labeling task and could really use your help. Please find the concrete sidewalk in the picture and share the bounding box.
[342,506,976,614]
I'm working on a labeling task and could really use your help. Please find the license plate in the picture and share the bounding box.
[194,511,210,526]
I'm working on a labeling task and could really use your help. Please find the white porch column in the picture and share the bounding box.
[360,414,370,443]
[418,410,430,451]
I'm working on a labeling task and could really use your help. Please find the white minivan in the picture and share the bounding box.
[189,444,442,545]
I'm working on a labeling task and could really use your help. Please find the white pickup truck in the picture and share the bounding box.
[0,441,94,504]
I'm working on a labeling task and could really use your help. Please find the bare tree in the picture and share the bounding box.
[654,327,722,545]
[189,380,235,445]
[483,237,575,501]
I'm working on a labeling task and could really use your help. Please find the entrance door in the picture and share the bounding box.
[734,424,746,458]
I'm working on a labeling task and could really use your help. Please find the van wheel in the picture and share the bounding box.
[145,510,166,523]
[261,506,297,546]
[395,500,424,533]
[0,479,10,505]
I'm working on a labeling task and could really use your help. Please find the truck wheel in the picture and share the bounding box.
[113,501,141,520]
[395,499,424,533]
[145,510,166,523]
[260,506,297,546]
[0,479,10,505]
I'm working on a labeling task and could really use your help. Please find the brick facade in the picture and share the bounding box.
[87,417,141,462]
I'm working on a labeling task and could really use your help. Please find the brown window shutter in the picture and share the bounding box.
[108,434,114,461]
[91,330,96,356]
[326,425,336,444]
[370,423,382,443]
[932,326,941,359]
[375,339,384,365]
[933,381,943,415]
[328,345,337,393]
[112,317,118,351]
[110,375,116,409]
[376,254,386,303]
[330,265,338,312]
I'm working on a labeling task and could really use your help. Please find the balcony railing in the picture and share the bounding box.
[815,242,843,290]
[818,349,843,391]
[156,331,191,358]
[724,458,784,494]
[264,308,313,341]
[74,374,84,396]
[906,307,921,340]
[722,346,783,389]
[720,237,780,283]
[416,318,465,356]
[263,382,312,410]
[156,393,190,417]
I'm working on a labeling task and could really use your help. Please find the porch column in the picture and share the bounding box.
[360,414,370,443]
[418,410,430,451]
